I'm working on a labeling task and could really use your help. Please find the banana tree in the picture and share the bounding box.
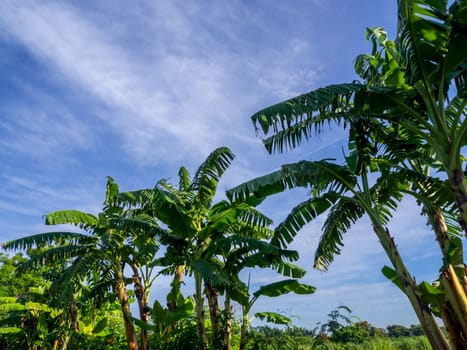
[250,1,467,229]
[0,287,64,350]
[229,151,451,349]
[3,177,163,350]
[115,147,237,347]
[228,1,466,348]
[191,202,308,350]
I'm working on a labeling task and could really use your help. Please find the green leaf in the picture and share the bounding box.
[105,176,120,203]
[251,83,365,154]
[0,303,26,312]
[0,327,23,334]
[273,192,339,249]
[2,231,93,252]
[25,302,53,313]
[276,262,306,278]
[255,312,292,325]
[133,317,152,331]
[92,318,108,335]
[168,296,195,324]
[0,297,19,304]
[419,281,445,307]
[443,237,465,279]
[314,197,364,271]
[45,210,99,229]
[151,300,168,327]
[253,279,315,298]
[381,265,404,292]
[192,146,235,207]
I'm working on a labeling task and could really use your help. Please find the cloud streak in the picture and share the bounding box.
[0,1,322,166]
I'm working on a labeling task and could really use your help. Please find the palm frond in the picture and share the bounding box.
[275,262,307,278]
[227,160,357,204]
[392,166,463,236]
[227,168,296,204]
[369,171,408,225]
[15,244,94,274]
[114,188,153,209]
[192,146,235,206]
[49,254,103,302]
[283,160,359,194]
[0,303,26,313]
[314,197,365,271]
[234,207,274,239]
[254,312,292,325]
[204,201,274,240]
[395,167,455,210]
[109,215,163,237]
[178,166,192,191]
[441,2,467,84]
[396,0,449,86]
[2,231,93,251]
[252,83,365,153]
[150,185,193,237]
[238,206,273,227]
[272,192,340,248]
[201,201,243,238]
[261,111,346,154]
[45,210,99,231]
[252,83,364,136]
[219,235,278,256]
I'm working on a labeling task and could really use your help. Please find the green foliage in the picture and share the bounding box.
[253,280,316,298]
[153,319,205,350]
[248,325,431,350]
[330,325,370,343]
[255,312,292,326]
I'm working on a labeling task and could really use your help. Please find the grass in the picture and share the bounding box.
[248,336,431,350]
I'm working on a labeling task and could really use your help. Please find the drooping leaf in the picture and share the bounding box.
[314,197,364,271]
[255,311,292,325]
[2,231,93,251]
[253,279,315,298]
[252,83,365,154]
[273,192,339,248]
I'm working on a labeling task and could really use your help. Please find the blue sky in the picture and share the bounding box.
[0,0,452,329]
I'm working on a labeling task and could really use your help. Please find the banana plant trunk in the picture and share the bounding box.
[70,299,79,332]
[427,207,467,348]
[440,265,467,346]
[167,265,185,312]
[194,272,208,347]
[116,272,138,350]
[205,281,224,349]
[372,223,451,350]
[239,306,249,350]
[131,264,149,350]
[224,294,232,350]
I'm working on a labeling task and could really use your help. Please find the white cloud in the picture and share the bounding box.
[0,0,325,166]
[0,104,92,160]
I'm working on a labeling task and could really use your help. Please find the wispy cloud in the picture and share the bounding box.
[0,1,323,166]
